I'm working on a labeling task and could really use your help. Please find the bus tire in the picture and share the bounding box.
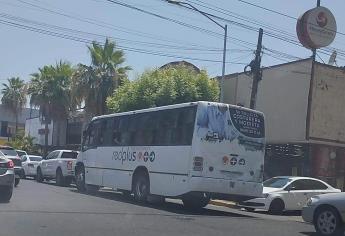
[75,165,86,193]
[133,172,150,203]
[182,192,210,210]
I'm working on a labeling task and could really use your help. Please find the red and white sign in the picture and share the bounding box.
[297,7,337,49]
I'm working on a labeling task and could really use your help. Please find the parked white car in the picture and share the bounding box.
[36,150,79,186]
[302,192,345,236]
[21,155,43,179]
[239,176,341,214]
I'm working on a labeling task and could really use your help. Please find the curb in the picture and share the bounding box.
[209,200,239,209]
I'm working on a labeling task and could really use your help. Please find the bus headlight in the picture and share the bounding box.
[193,156,204,171]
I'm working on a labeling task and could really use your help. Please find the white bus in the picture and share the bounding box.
[75,101,265,209]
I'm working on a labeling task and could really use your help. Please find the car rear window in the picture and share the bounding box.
[16,150,27,157]
[61,152,78,159]
[263,177,292,188]
[0,148,18,156]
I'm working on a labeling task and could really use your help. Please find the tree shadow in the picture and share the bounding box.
[69,188,254,218]
[246,209,302,216]
[300,232,317,236]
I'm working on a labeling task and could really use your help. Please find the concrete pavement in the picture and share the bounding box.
[0,179,316,236]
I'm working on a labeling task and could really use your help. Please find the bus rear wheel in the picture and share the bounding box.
[133,173,150,203]
[182,192,210,210]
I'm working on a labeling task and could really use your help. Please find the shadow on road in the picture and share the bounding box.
[300,232,317,236]
[69,188,253,218]
[248,209,301,217]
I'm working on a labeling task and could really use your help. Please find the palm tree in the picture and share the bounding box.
[1,77,27,137]
[72,38,131,120]
[28,62,74,154]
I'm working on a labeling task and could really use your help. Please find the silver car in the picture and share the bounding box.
[302,192,345,236]
[0,152,15,202]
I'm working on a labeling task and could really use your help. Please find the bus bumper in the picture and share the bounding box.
[189,176,263,201]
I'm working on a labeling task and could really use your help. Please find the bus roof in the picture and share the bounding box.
[92,101,264,121]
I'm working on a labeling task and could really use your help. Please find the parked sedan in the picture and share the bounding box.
[302,192,345,236]
[239,176,341,214]
[0,152,15,202]
[21,155,43,179]
[0,146,23,187]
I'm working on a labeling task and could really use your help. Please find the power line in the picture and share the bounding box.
[0,16,248,65]
[15,0,226,51]
[237,0,345,37]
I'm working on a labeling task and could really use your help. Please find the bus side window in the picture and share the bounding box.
[112,117,122,146]
[176,107,196,145]
[115,116,131,146]
[97,119,111,146]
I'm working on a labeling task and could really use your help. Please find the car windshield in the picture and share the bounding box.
[0,148,18,156]
[263,178,292,188]
[61,152,78,159]
[29,156,42,162]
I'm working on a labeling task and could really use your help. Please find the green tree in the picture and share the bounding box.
[7,132,37,154]
[28,61,74,154]
[107,65,219,112]
[1,77,27,136]
[72,38,131,120]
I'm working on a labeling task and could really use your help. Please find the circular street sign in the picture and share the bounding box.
[296,6,337,49]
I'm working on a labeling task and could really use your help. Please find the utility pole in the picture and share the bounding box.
[167,0,228,103]
[220,25,228,103]
[306,0,321,139]
[249,28,263,109]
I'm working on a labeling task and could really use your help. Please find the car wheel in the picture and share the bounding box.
[75,165,86,192]
[133,172,150,203]
[0,186,13,202]
[14,178,20,187]
[314,206,344,236]
[56,169,65,186]
[182,192,210,210]
[36,168,43,183]
[268,199,285,215]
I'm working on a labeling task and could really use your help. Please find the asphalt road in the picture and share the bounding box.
[0,179,317,236]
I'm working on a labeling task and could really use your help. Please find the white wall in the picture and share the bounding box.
[25,117,53,145]
[223,59,312,143]
[309,64,345,143]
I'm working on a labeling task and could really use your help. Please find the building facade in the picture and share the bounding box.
[0,105,39,145]
[221,58,345,190]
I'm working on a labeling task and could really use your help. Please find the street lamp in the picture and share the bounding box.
[167,0,228,103]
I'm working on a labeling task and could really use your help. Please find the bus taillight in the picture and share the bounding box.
[193,156,204,171]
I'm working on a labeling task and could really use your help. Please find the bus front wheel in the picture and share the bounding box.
[182,192,210,210]
[133,172,150,203]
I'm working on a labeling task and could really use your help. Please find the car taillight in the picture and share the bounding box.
[67,161,73,170]
[193,156,204,171]
[7,160,14,168]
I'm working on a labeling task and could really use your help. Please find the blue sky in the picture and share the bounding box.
[0,0,344,84]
